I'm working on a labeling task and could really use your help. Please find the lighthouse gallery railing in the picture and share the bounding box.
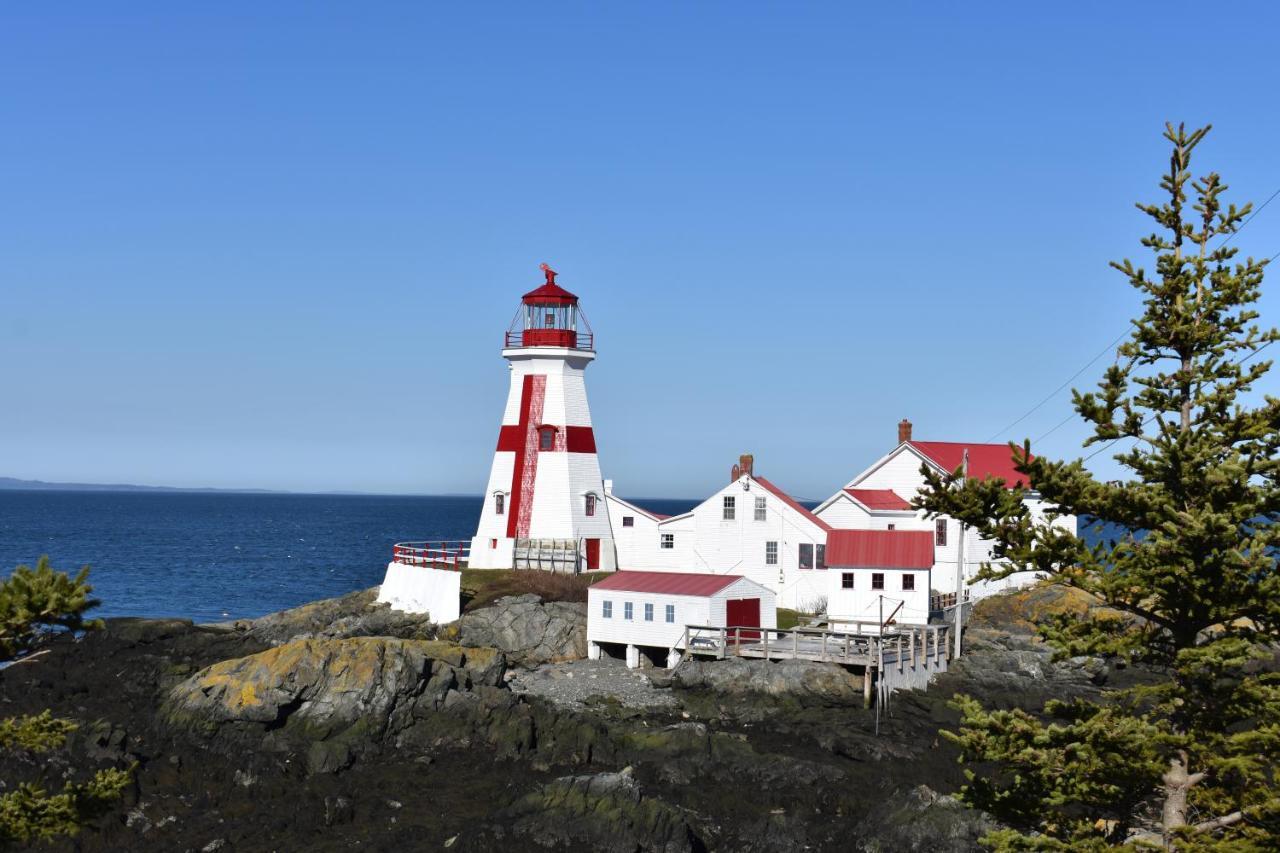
[392,541,469,570]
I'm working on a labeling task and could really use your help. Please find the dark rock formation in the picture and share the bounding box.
[458,593,587,666]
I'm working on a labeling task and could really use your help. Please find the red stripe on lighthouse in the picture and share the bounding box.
[497,424,595,453]
[505,374,546,539]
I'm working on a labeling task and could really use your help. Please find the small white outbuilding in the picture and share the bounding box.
[587,570,777,668]
[825,529,934,628]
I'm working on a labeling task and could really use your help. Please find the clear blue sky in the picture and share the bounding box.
[2,3,1277,499]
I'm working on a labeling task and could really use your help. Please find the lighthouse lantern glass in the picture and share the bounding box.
[521,301,579,347]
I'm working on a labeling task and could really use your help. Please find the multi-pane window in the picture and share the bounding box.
[935,518,948,547]
[765,541,778,565]
[902,574,916,591]
[816,544,826,570]
[842,572,855,589]
[644,603,654,622]
[754,497,766,521]
[585,493,597,517]
[494,493,505,515]
[871,573,885,590]
[799,543,814,570]
[660,533,674,549]
[602,600,613,618]
[622,516,634,527]
[887,523,895,530]
[665,604,675,623]
[539,427,556,450]
[723,495,736,520]
[624,602,634,620]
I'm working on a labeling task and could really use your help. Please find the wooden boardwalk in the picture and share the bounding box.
[674,623,952,705]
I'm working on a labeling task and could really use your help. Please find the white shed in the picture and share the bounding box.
[587,571,777,668]
[825,529,935,628]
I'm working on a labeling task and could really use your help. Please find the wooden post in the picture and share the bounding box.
[897,635,904,673]
[911,629,918,668]
[862,666,872,709]
[719,627,726,660]
[762,626,769,659]
[821,631,828,661]
[792,628,799,658]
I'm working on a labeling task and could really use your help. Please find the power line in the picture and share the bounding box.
[986,182,1280,446]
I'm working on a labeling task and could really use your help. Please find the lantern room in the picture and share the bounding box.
[504,264,595,350]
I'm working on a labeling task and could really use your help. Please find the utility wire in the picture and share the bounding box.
[986,182,1280,447]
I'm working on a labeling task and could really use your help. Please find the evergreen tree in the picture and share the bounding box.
[0,559,129,847]
[916,124,1280,849]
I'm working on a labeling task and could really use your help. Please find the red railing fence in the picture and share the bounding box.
[392,541,470,571]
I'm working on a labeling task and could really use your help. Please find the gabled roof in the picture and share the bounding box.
[604,492,672,521]
[755,476,833,533]
[826,529,934,569]
[591,570,743,596]
[844,488,913,511]
[906,441,1031,490]
[522,282,579,305]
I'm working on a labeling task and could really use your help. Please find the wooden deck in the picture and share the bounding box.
[674,623,952,706]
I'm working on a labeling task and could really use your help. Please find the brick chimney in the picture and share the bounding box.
[898,419,913,444]
[739,453,754,478]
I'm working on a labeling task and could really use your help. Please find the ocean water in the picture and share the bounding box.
[0,491,699,623]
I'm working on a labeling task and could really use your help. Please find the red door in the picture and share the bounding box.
[585,538,600,571]
[726,597,761,642]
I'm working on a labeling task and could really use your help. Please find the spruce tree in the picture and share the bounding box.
[916,123,1280,849]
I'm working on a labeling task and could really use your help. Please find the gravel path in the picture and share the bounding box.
[507,658,679,711]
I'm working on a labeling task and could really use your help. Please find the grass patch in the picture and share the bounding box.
[776,608,802,630]
[460,569,609,612]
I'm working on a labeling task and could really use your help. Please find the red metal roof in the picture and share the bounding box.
[522,282,579,305]
[844,488,912,511]
[825,529,934,569]
[907,441,1032,489]
[754,476,833,533]
[591,570,743,596]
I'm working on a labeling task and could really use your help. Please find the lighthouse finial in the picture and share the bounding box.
[539,263,557,285]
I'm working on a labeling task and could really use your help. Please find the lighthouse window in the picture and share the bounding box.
[494,493,505,515]
[798,543,814,570]
[545,310,556,327]
[754,497,766,521]
[765,541,778,565]
[539,427,556,450]
[722,496,735,520]
[585,494,597,517]
[660,533,674,550]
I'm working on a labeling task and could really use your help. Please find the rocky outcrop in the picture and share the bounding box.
[208,587,439,646]
[853,785,997,852]
[485,769,704,853]
[969,582,1125,636]
[658,657,865,705]
[163,637,504,773]
[459,593,587,666]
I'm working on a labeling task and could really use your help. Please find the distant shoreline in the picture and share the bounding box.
[0,477,484,498]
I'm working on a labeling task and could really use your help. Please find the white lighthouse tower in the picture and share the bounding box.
[467,265,616,572]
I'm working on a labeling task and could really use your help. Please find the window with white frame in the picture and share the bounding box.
[935,518,948,547]
[624,602,633,620]
[660,533,674,549]
[622,516,634,527]
[816,544,826,570]
[539,426,556,451]
[723,495,735,520]
[765,541,778,565]
[902,573,915,591]
[872,573,885,590]
[799,542,814,570]
[494,492,505,515]
[842,572,854,589]
[585,493,597,517]
[754,496,766,521]
[602,600,612,618]
[644,603,654,621]
[665,604,675,623]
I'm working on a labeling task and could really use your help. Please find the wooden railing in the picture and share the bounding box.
[392,541,470,570]
[930,589,972,610]
[673,623,950,669]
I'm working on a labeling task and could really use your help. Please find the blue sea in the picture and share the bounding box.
[0,491,699,623]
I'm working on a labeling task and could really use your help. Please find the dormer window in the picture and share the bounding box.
[585,493,597,517]
[494,492,505,515]
[538,426,556,451]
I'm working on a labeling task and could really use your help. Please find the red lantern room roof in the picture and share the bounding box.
[522,264,579,305]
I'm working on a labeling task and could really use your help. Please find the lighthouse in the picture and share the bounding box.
[467,265,616,572]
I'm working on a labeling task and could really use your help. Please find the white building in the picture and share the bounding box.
[587,570,777,668]
[468,266,616,572]
[606,455,831,611]
[824,529,934,628]
[814,419,1077,598]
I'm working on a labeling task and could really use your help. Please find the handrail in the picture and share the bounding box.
[392,541,470,571]
[503,330,595,351]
